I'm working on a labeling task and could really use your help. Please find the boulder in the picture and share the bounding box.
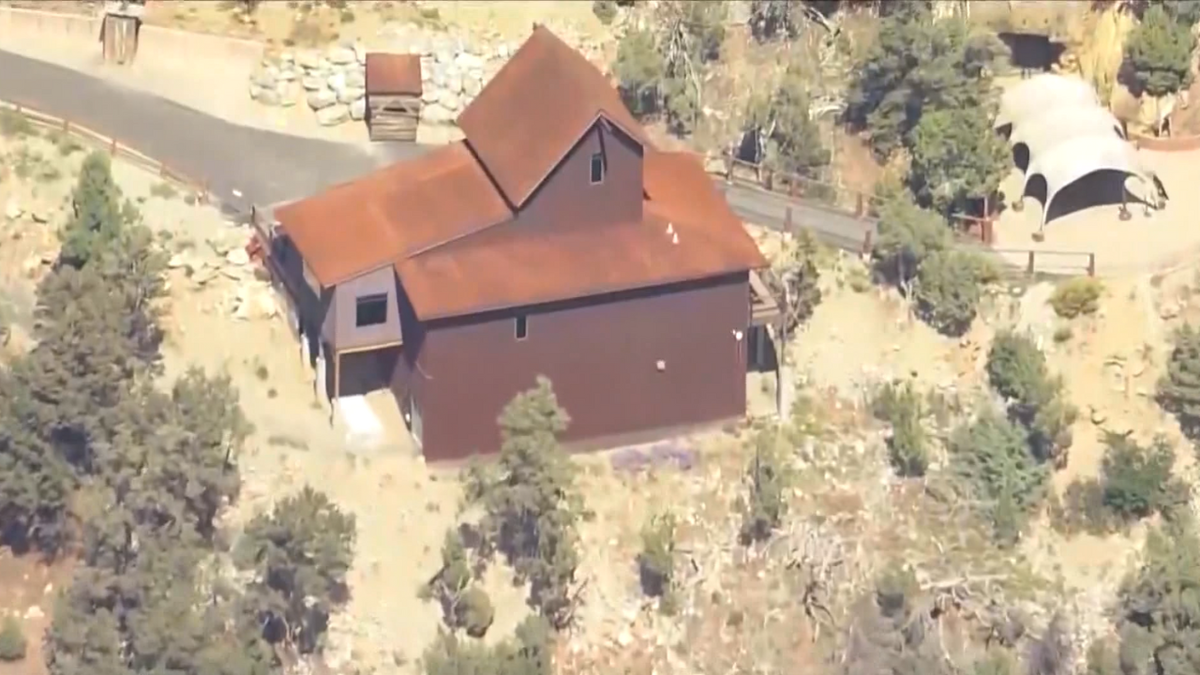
[301,75,325,91]
[307,88,338,110]
[455,52,484,70]
[297,50,321,69]
[257,88,283,106]
[338,86,365,104]
[444,74,462,95]
[350,97,367,121]
[423,103,453,124]
[277,68,297,82]
[249,83,263,100]
[345,69,366,89]
[434,45,455,65]
[327,71,347,92]
[463,76,482,97]
[253,70,277,89]
[354,42,367,65]
[280,50,295,65]
[226,247,250,266]
[438,90,460,111]
[317,104,351,126]
[328,46,357,65]
[421,88,439,104]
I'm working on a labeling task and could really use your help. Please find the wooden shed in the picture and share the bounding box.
[365,53,423,142]
[100,0,145,65]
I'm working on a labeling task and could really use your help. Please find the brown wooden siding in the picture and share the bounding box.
[404,272,750,461]
[514,119,643,230]
[271,234,335,355]
[332,266,403,351]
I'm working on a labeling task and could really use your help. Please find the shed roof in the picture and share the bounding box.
[456,25,650,208]
[996,74,1097,129]
[398,150,768,320]
[365,53,422,95]
[274,141,510,286]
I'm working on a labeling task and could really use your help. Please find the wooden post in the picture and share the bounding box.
[334,350,342,401]
[784,206,793,233]
[856,193,864,218]
[755,325,766,370]
[1088,253,1096,277]
[61,118,69,133]
[109,137,117,156]
[862,229,874,256]
[1026,251,1036,276]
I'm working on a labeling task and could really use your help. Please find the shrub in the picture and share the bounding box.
[1157,323,1200,440]
[637,513,677,599]
[914,249,985,337]
[872,381,929,477]
[592,0,618,24]
[739,426,791,544]
[949,409,1048,545]
[454,587,495,639]
[987,331,1047,403]
[1100,433,1188,521]
[1049,277,1103,319]
[0,108,33,137]
[0,617,27,662]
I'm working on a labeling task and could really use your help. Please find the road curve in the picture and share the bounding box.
[0,48,876,248]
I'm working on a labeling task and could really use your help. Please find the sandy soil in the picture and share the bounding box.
[0,553,73,675]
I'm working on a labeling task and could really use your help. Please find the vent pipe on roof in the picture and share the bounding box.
[666,222,674,235]
[672,232,679,245]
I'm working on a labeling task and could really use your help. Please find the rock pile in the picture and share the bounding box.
[249,25,609,130]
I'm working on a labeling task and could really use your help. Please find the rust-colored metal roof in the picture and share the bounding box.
[365,53,422,95]
[273,141,510,287]
[457,25,650,208]
[398,150,768,320]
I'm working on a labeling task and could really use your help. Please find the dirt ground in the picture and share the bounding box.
[0,553,73,675]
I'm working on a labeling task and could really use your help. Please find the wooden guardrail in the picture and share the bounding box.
[716,150,882,219]
[0,98,214,204]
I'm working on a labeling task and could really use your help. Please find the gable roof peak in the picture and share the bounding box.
[456,24,651,209]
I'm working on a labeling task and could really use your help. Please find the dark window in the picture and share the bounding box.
[355,294,388,327]
[590,152,604,184]
[515,315,528,340]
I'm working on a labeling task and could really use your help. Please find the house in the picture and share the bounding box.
[267,25,775,461]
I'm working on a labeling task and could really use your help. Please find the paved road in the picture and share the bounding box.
[0,49,876,248]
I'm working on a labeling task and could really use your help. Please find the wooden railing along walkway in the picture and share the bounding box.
[0,98,214,204]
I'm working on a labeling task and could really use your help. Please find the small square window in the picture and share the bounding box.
[589,152,604,184]
[515,315,528,340]
[355,294,388,327]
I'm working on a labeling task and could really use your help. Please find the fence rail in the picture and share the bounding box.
[714,150,881,219]
[0,98,214,203]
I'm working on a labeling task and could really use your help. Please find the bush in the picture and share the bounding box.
[637,513,677,599]
[592,0,618,24]
[987,331,1048,403]
[1049,277,1103,319]
[1100,433,1188,521]
[872,381,930,477]
[739,426,791,544]
[914,249,986,337]
[0,617,27,662]
[454,587,495,639]
[1157,323,1200,439]
[949,409,1049,545]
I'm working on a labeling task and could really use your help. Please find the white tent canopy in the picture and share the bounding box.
[1009,105,1124,168]
[996,74,1098,130]
[1000,74,1148,226]
[1021,135,1147,225]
